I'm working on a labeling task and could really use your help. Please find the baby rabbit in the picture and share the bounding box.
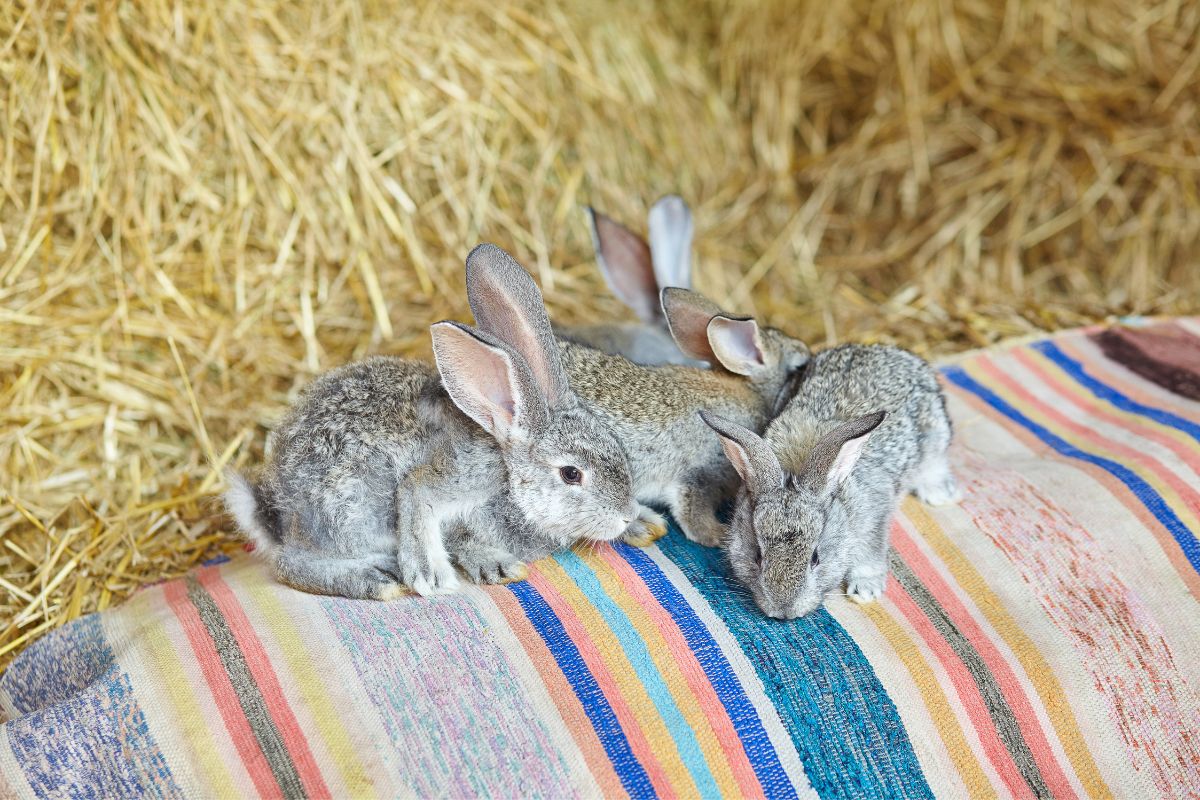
[466,251,810,547]
[557,195,705,367]
[701,344,961,619]
[225,244,640,600]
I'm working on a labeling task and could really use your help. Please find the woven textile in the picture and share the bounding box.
[3,320,1200,799]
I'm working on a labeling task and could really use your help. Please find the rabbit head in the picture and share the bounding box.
[700,410,885,619]
[661,287,810,401]
[444,245,640,545]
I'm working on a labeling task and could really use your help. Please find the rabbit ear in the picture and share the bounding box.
[706,315,766,376]
[699,410,784,493]
[587,207,662,324]
[430,321,549,442]
[464,243,571,409]
[647,195,693,291]
[661,287,724,364]
[800,411,887,494]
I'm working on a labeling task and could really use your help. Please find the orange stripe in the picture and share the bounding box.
[485,586,627,799]
[949,366,1200,603]
[893,523,1079,797]
[995,352,1200,524]
[902,501,1109,798]
[141,598,240,794]
[197,568,332,799]
[887,563,1034,798]
[163,580,283,800]
[1059,335,1200,420]
[242,568,377,799]
[527,563,684,799]
[857,595,995,796]
[593,547,763,799]
[1040,342,1200,467]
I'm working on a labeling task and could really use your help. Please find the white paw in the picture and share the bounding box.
[622,507,668,548]
[847,572,887,604]
[404,558,461,597]
[917,478,963,506]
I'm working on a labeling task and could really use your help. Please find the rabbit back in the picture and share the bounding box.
[255,356,502,558]
[556,322,703,367]
[771,344,950,491]
[560,340,767,493]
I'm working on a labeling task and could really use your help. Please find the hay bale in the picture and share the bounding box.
[1,0,1196,665]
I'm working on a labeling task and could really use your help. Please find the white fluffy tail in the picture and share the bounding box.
[223,471,276,555]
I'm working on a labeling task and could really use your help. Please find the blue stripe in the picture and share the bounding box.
[555,550,721,800]
[944,365,1200,573]
[615,542,799,800]
[656,529,934,800]
[1035,340,1200,442]
[1,614,114,716]
[507,579,656,799]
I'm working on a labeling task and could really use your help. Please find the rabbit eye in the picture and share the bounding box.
[810,548,820,568]
[559,466,583,485]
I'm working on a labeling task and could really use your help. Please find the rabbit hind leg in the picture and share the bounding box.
[911,411,962,506]
[273,547,406,600]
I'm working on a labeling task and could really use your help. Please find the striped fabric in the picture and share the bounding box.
[3,319,1200,799]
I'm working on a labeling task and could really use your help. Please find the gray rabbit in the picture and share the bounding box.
[557,195,705,367]
[466,253,810,548]
[224,245,641,599]
[701,344,961,619]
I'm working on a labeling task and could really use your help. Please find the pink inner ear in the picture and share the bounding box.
[828,433,871,486]
[662,289,722,363]
[708,317,764,375]
[718,437,754,483]
[432,324,522,437]
[592,211,660,323]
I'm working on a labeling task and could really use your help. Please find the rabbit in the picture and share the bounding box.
[699,343,962,619]
[224,245,643,600]
[556,195,706,367]
[465,249,811,548]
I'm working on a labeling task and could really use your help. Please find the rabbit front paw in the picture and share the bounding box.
[401,556,461,597]
[457,545,528,584]
[622,506,668,548]
[846,569,887,604]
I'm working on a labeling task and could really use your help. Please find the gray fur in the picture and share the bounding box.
[467,250,811,547]
[224,249,640,600]
[556,197,706,367]
[706,344,961,619]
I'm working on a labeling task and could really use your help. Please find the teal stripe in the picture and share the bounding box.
[656,528,934,800]
[554,550,724,800]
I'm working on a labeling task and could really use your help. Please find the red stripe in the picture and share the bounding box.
[163,580,283,799]
[892,524,1078,798]
[957,357,1200,602]
[196,567,332,800]
[998,352,1200,517]
[526,565,679,800]
[596,547,764,799]
[885,567,1032,798]
[1024,344,1200,474]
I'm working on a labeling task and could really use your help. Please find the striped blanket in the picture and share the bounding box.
[3,320,1200,799]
